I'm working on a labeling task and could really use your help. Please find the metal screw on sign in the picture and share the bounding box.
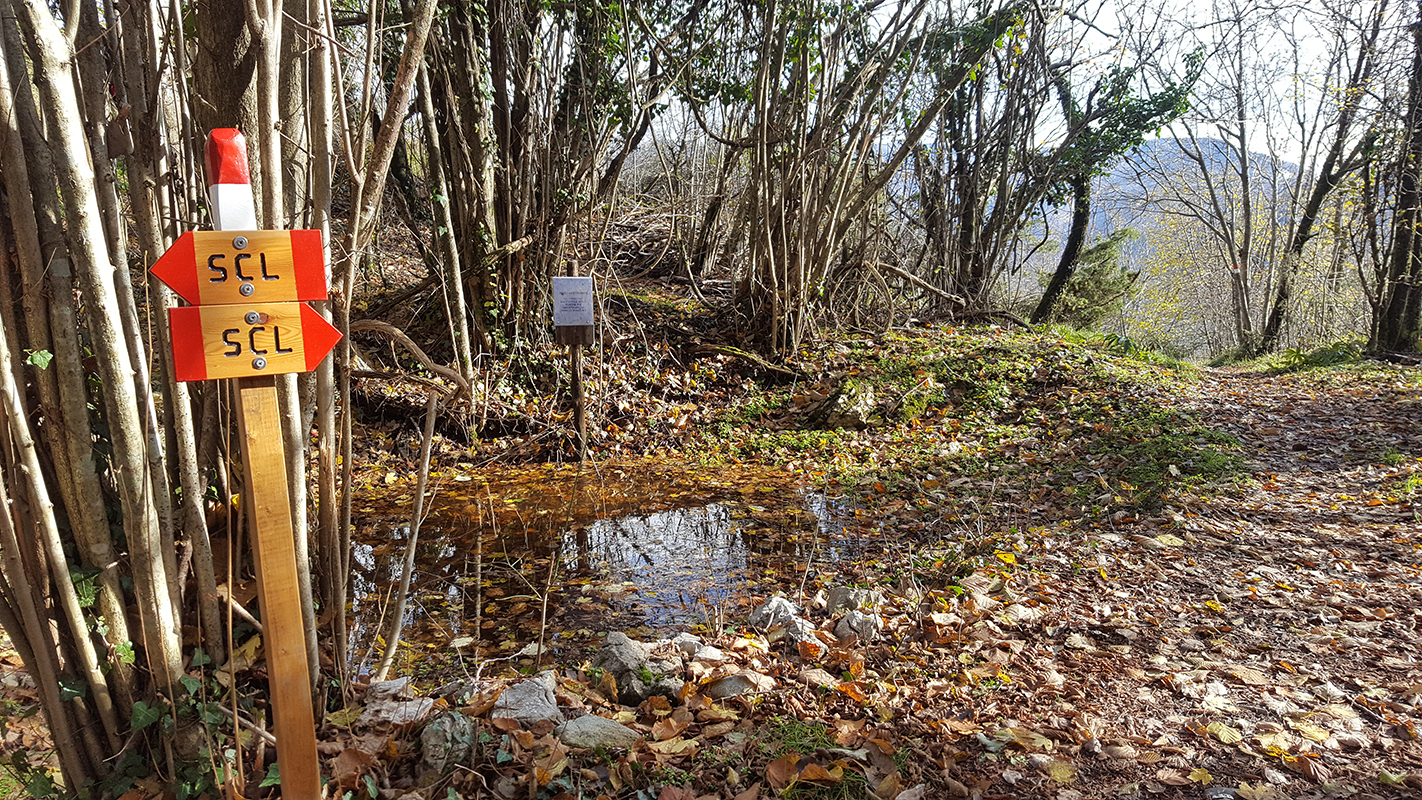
[252,356,267,370]
[233,235,248,249]
[245,311,261,324]
[240,283,255,296]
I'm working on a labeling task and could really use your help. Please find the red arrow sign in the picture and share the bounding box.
[151,230,327,306]
[168,301,341,381]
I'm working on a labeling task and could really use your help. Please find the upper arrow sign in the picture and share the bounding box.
[151,230,327,306]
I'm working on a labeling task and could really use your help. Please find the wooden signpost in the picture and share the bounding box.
[150,129,326,799]
[553,276,594,459]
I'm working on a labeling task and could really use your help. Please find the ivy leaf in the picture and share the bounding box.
[24,349,53,369]
[131,700,164,730]
[259,762,281,788]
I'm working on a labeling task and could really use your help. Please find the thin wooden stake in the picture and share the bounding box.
[235,375,320,800]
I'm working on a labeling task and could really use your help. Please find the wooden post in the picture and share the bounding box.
[555,327,593,460]
[552,277,595,461]
[205,129,322,799]
[235,375,321,798]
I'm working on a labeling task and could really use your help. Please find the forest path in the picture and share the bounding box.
[1000,365,1422,796]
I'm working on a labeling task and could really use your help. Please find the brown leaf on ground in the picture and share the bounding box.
[766,755,800,790]
[329,746,375,789]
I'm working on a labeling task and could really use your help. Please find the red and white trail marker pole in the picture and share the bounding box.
[151,129,325,798]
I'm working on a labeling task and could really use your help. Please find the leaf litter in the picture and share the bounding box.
[326,330,1422,799]
[13,318,1421,799]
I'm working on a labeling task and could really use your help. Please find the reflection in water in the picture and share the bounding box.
[347,463,853,668]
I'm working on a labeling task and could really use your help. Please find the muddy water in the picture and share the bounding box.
[348,460,857,672]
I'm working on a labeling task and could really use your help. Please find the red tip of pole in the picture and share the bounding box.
[205,129,252,187]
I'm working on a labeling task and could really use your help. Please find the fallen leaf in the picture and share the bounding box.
[652,717,688,741]
[329,747,374,790]
[646,737,699,756]
[1204,721,1241,744]
[1321,703,1358,720]
[1189,767,1213,785]
[1046,760,1077,783]
[1237,783,1283,800]
[1155,768,1191,786]
[766,755,800,790]
[1102,744,1137,759]
[1228,665,1270,686]
[325,706,362,727]
[702,721,736,738]
[1288,720,1331,743]
[1284,753,1331,782]
[798,763,842,784]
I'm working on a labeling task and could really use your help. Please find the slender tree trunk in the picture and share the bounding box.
[309,0,343,689]
[0,463,92,787]
[13,0,186,694]
[5,16,136,744]
[1377,20,1422,351]
[419,62,475,381]
[1032,175,1090,324]
[0,255,121,757]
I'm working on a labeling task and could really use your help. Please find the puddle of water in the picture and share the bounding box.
[348,460,856,671]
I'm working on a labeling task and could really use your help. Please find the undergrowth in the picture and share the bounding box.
[701,326,1244,519]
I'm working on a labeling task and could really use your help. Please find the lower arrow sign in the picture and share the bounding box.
[168,302,341,381]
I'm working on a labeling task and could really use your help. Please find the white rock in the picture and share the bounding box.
[825,586,883,615]
[703,671,776,699]
[359,678,434,727]
[671,632,704,656]
[749,597,801,629]
[556,714,642,749]
[834,610,882,642]
[692,646,728,663]
[490,670,561,726]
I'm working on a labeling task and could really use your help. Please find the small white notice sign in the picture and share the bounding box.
[553,276,595,326]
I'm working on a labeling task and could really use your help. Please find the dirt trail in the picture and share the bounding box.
[997,367,1422,797]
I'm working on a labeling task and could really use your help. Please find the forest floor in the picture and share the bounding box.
[4,281,1422,800]
[324,280,1422,800]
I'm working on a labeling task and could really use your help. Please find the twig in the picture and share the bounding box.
[869,260,965,306]
[349,319,472,402]
[691,344,799,378]
[215,585,263,633]
[215,705,278,747]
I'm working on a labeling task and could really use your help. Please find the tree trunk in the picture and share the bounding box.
[1376,19,1422,352]
[1032,174,1091,324]
[13,0,186,694]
